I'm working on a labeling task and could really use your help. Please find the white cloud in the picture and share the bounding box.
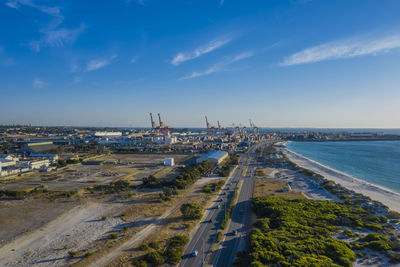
[86,55,116,72]
[220,0,225,5]
[33,78,45,88]
[171,37,232,66]
[180,51,253,80]
[86,59,110,71]
[73,77,81,83]
[5,0,85,52]
[30,23,86,52]
[281,34,400,66]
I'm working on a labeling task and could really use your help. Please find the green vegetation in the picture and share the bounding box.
[159,186,178,201]
[149,241,160,250]
[108,233,118,239]
[84,252,93,258]
[218,154,239,177]
[180,202,203,219]
[140,243,149,251]
[216,231,223,242]
[68,250,77,258]
[0,187,48,199]
[203,180,225,193]
[144,251,164,265]
[164,235,189,264]
[173,160,215,189]
[249,197,395,267]
[92,180,132,194]
[142,175,161,188]
[133,260,148,267]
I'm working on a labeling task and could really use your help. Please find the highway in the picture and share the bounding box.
[180,142,266,267]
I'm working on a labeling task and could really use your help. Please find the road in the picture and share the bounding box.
[180,142,267,267]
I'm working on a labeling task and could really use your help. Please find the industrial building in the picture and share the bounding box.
[93,131,122,137]
[164,158,174,166]
[196,150,228,165]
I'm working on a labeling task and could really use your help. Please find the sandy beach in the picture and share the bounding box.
[281,144,400,213]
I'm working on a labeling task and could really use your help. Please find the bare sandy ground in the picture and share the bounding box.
[282,147,400,213]
[0,202,124,267]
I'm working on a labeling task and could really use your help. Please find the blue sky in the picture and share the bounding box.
[1,0,400,128]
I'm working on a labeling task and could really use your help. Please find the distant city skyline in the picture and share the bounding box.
[1,0,400,128]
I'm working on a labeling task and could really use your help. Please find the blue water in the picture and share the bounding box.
[287,141,400,193]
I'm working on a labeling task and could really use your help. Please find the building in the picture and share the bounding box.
[196,150,228,165]
[164,158,174,166]
[0,155,18,169]
[29,153,59,163]
[93,131,122,137]
[20,159,50,170]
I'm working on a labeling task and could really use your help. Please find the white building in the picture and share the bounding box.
[196,150,229,165]
[20,159,51,170]
[164,158,174,166]
[93,131,122,137]
[0,155,18,169]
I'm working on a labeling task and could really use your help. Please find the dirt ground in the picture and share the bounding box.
[0,153,188,192]
[0,153,189,266]
[253,178,305,199]
[0,197,78,246]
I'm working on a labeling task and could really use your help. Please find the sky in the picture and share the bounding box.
[1,0,400,128]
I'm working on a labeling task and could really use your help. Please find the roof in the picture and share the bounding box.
[197,150,228,161]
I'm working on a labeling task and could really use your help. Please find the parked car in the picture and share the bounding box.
[191,250,198,257]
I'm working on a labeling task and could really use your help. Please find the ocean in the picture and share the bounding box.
[286,140,400,193]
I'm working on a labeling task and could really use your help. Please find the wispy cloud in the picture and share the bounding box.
[73,77,81,83]
[33,78,45,88]
[180,51,253,80]
[220,0,225,6]
[30,23,86,52]
[171,37,233,66]
[86,55,116,71]
[281,33,400,66]
[5,0,85,52]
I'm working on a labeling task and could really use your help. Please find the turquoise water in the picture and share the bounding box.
[287,141,400,193]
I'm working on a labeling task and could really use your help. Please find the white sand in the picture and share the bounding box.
[0,202,125,267]
[282,146,400,213]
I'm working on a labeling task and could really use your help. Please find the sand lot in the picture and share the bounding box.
[0,201,124,267]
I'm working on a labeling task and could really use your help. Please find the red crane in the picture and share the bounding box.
[149,113,156,129]
[158,113,164,128]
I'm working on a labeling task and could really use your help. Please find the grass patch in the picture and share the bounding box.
[253,179,305,199]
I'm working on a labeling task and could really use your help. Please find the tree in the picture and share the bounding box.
[144,251,164,265]
[180,202,203,219]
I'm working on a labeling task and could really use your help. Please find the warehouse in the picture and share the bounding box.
[196,150,228,165]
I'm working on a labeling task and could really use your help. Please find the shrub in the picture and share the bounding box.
[109,233,118,239]
[101,216,107,221]
[84,252,93,258]
[217,231,223,242]
[149,241,160,250]
[249,197,378,267]
[133,260,148,267]
[140,243,149,251]
[165,235,189,264]
[180,202,203,219]
[68,251,77,258]
[144,251,164,265]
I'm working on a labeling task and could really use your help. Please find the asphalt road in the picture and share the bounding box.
[180,142,267,267]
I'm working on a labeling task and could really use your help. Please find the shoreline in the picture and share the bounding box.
[280,142,400,213]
